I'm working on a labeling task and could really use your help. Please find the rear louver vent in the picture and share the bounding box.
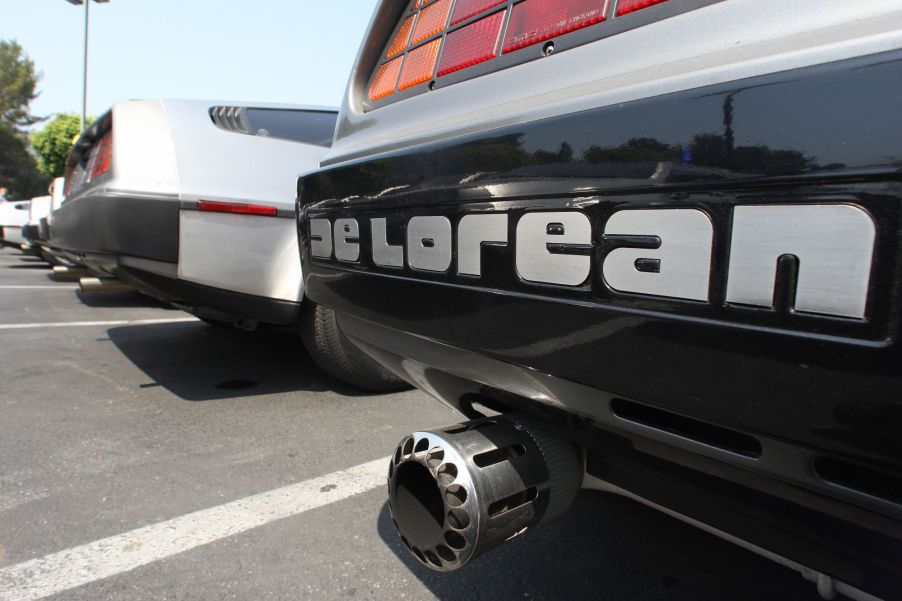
[209,106,249,134]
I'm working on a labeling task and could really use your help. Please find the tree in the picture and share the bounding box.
[0,39,45,199]
[32,113,84,179]
[0,40,41,130]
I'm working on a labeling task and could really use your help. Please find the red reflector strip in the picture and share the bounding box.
[437,10,505,77]
[411,0,452,45]
[450,0,506,26]
[369,56,404,101]
[616,0,667,16]
[398,38,442,90]
[90,131,113,179]
[503,0,608,53]
[197,200,278,217]
[386,15,415,58]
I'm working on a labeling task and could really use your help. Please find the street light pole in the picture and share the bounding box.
[82,0,89,131]
[65,0,109,131]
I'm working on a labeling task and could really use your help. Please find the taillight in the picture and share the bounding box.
[411,0,452,45]
[616,0,667,16]
[437,10,504,77]
[196,200,278,217]
[90,131,113,179]
[503,0,607,53]
[399,38,442,90]
[368,0,700,107]
[450,0,505,26]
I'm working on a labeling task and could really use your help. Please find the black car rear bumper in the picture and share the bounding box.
[299,50,902,596]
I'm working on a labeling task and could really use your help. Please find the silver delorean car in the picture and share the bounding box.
[54,99,402,390]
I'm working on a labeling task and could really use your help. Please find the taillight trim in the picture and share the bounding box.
[363,0,725,111]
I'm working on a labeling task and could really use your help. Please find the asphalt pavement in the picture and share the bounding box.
[0,247,823,600]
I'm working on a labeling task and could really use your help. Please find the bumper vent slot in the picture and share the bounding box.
[611,399,762,458]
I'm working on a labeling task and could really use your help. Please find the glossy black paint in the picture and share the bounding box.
[298,50,902,588]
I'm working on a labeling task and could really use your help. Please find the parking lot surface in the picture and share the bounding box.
[0,248,824,600]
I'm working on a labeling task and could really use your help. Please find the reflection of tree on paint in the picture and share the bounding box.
[583,138,679,164]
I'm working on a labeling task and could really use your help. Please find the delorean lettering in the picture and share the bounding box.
[309,205,876,320]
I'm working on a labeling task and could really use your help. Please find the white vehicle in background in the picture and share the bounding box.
[22,190,54,259]
[0,199,31,248]
[52,99,402,390]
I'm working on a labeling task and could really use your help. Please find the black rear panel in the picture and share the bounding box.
[299,50,902,595]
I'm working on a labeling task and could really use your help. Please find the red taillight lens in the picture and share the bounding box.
[411,0,452,45]
[89,131,113,179]
[503,0,608,53]
[616,0,667,16]
[369,56,404,101]
[398,38,442,90]
[196,200,278,217]
[450,0,505,26]
[437,10,505,77]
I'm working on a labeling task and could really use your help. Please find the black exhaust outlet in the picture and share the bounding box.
[387,414,582,571]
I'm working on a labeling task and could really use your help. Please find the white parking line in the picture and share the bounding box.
[0,317,197,330]
[0,286,77,290]
[0,457,389,601]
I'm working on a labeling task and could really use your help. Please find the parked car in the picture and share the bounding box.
[54,99,402,390]
[0,199,31,248]
[297,0,902,598]
[22,193,52,258]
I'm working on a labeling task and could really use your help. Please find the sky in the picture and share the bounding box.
[2,0,379,122]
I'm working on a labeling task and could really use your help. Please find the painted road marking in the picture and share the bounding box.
[0,286,77,290]
[0,317,197,330]
[0,457,389,601]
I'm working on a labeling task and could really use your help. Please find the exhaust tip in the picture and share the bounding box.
[387,415,580,571]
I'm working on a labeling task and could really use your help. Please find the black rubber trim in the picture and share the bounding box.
[51,192,179,263]
[117,266,300,325]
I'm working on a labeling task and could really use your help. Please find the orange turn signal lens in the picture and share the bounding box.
[398,38,441,90]
[386,15,415,58]
[411,0,451,45]
[369,56,404,101]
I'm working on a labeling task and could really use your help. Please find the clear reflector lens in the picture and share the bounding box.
[503,0,607,53]
[616,0,667,16]
[398,38,442,90]
[450,0,506,26]
[411,0,452,45]
[369,56,403,101]
[438,10,505,77]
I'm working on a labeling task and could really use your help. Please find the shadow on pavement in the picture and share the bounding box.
[375,491,822,601]
[108,320,370,401]
[74,289,175,309]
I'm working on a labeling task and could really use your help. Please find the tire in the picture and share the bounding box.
[299,301,409,392]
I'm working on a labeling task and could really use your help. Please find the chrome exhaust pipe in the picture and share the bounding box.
[387,414,581,571]
[52,265,91,279]
[78,277,136,293]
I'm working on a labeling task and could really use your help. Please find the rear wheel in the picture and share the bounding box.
[299,301,408,392]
